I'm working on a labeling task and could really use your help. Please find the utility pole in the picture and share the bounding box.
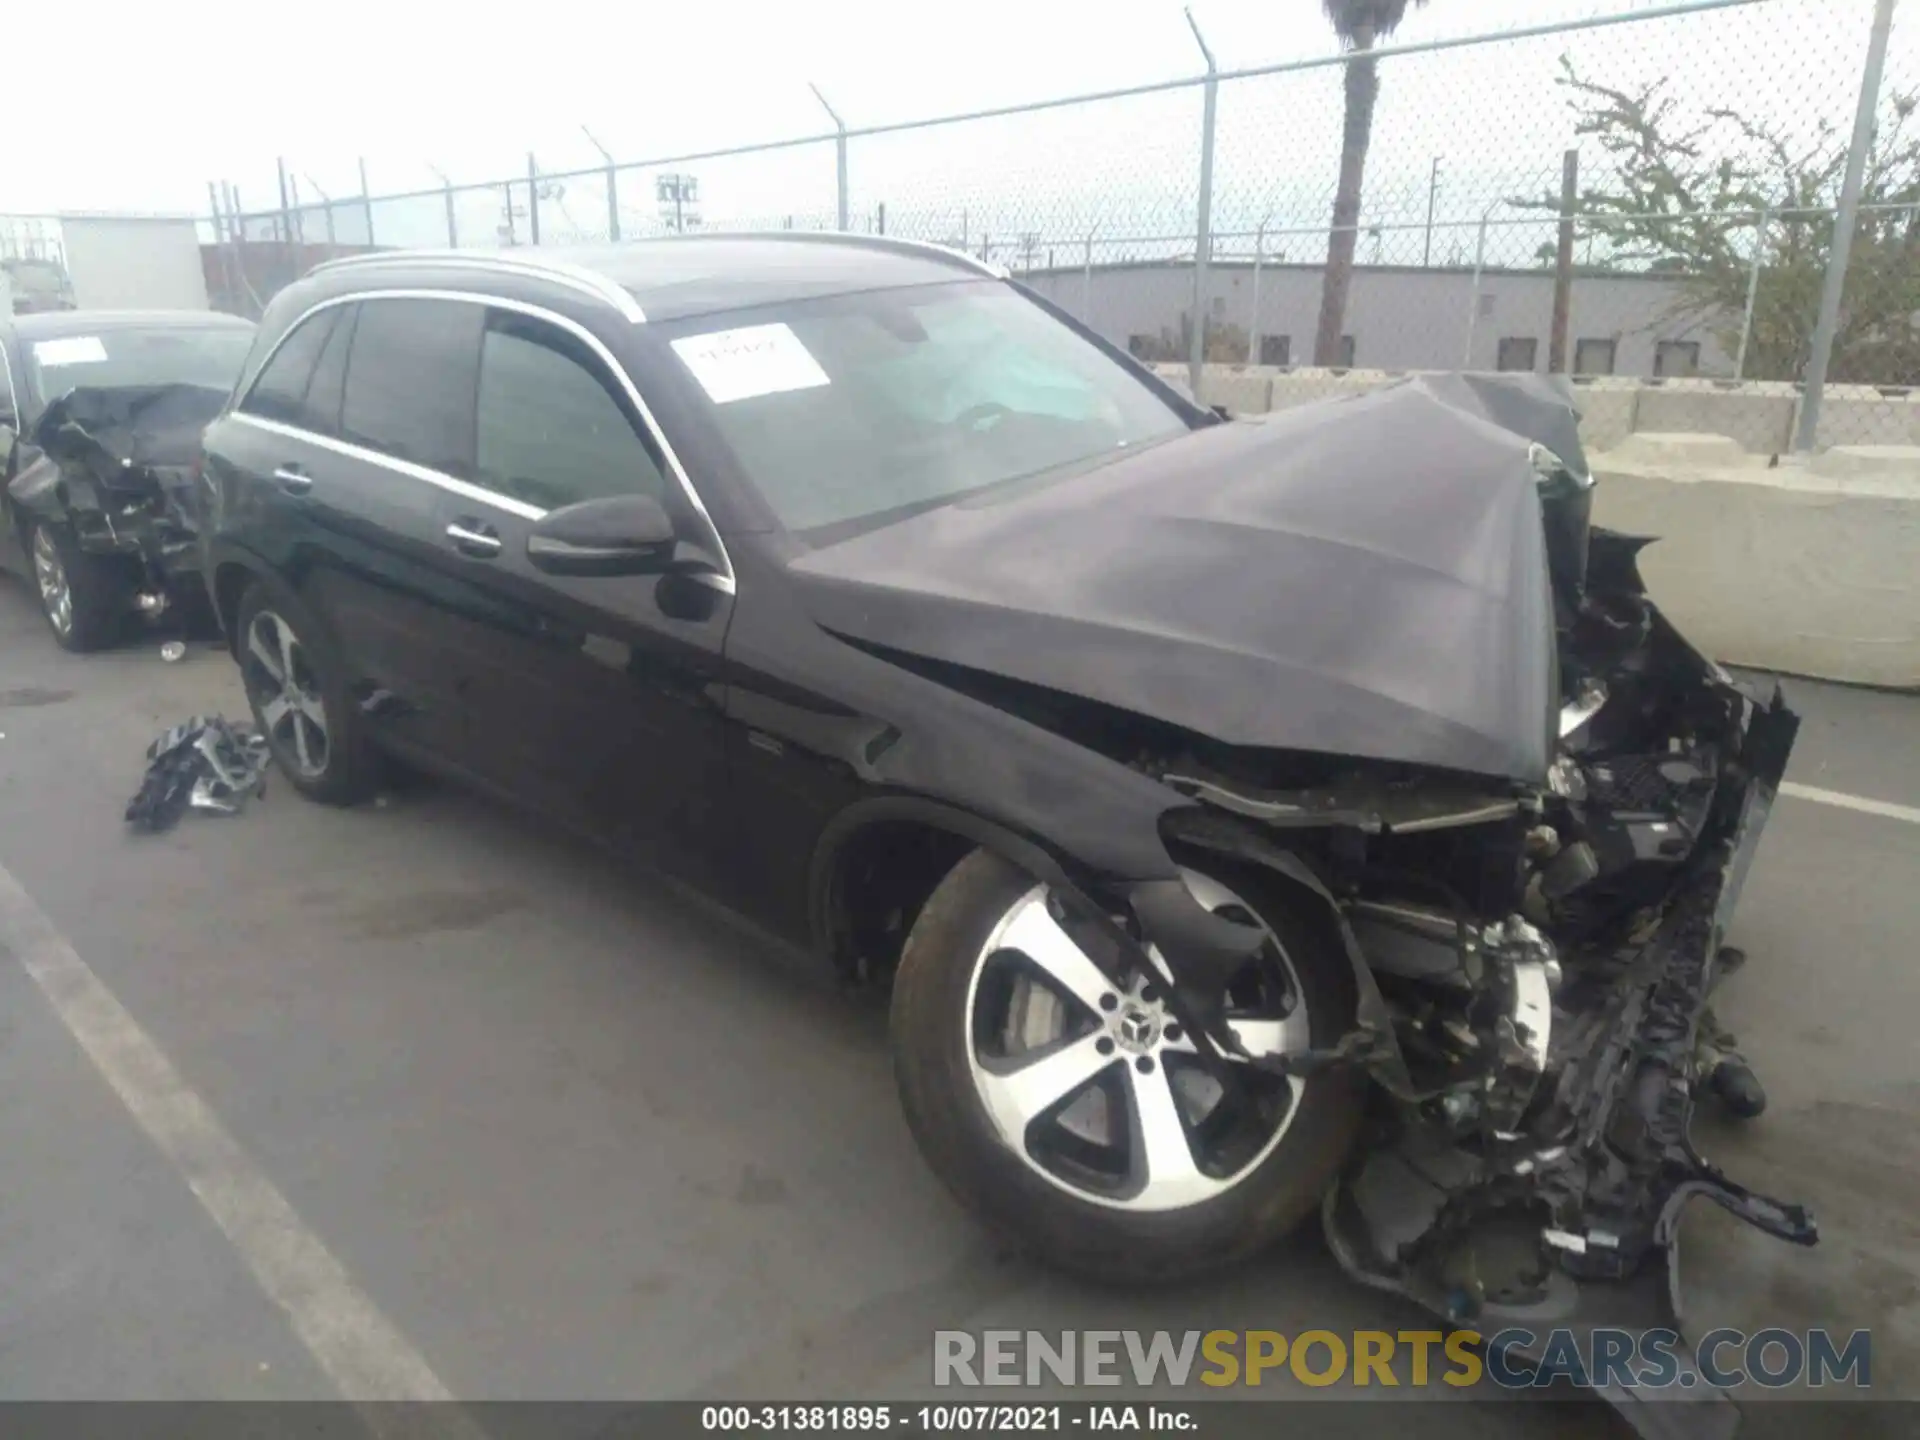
[1423,157,1442,268]
[811,84,850,232]
[275,158,291,243]
[526,153,542,246]
[1185,6,1218,395]
[581,127,620,242]
[499,182,525,247]
[428,163,457,247]
[1548,149,1579,373]
[1250,217,1269,365]
[304,174,337,248]
[657,174,698,234]
[208,180,241,311]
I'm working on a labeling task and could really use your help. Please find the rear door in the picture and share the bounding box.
[423,303,734,879]
[212,295,483,763]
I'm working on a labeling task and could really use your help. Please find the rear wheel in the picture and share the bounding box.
[235,578,377,804]
[28,519,130,652]
[891,849,1362,1282]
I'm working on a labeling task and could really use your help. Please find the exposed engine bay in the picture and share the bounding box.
[1146,446,1808,1438]
[826,373,1813,1437]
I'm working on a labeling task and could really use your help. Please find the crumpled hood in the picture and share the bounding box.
[30,383,228,480]
[789,375,1570,783]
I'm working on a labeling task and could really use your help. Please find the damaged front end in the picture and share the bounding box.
[1159,510,1808,1439]
[789,369,1809,1431]
[10,383,227,613]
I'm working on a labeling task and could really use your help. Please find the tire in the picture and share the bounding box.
[891,848,1363,1283]
[25,518,132,652]
[234,576,377,804]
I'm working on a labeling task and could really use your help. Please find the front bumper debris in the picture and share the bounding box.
[125,715,271,833]
[1322,687,1810,1440]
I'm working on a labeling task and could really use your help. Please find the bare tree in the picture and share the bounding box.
[1313,0,1429,366]
[1518,59,1920,384]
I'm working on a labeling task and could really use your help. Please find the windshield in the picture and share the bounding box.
[25,326,255,408]
[665,281,1190,534]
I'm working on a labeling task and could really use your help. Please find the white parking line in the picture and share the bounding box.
[1781,781,1920,827]
[0,861,473,1429]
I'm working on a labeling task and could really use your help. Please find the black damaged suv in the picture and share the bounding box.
[199,238,1804,1417]
[1,309,255,649]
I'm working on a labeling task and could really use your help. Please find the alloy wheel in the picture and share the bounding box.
[31,527,72,636]
[963,871,1310,1213]
[242,609,331,778]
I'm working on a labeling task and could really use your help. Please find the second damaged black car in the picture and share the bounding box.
[0,310,256,649]
[198,239,1809,1429]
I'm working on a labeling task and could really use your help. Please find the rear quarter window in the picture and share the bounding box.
[240,309,341,430]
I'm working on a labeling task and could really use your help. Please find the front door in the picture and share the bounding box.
[423,303,735,881]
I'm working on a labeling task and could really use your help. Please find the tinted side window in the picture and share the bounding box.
[340,299,482,476]
[475,311,667,512]
[241,309,339,427]
[301,303,356,437]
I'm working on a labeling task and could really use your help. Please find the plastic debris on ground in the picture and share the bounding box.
[125,716,271,834]
[160,641,188,662]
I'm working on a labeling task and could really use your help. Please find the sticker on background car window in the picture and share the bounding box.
[670,323,830,405]
[33,336,109,367]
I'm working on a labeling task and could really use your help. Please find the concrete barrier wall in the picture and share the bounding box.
[1591,440,1920,689]
[1161,364,1920,457]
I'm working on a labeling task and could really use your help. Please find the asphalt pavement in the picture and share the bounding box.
[0,573,1914,1438]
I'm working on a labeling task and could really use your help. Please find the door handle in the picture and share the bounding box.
[272,465,313,495]
[445,519,503,558]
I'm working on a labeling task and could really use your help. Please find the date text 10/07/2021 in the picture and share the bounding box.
[702,1405,1195,1432]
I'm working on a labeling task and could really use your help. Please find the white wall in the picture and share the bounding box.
[1023,260,1730,378]
[58,217,209,310]
[1592,442,1920,689]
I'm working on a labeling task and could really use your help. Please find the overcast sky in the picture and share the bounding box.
[8,0,1907,262]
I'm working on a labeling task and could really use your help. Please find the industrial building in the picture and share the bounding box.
[1018,258,1734,380]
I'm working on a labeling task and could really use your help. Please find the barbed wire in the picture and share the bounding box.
[188,0,1904,449]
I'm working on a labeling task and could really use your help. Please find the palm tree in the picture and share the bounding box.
[1313,0,1428,366]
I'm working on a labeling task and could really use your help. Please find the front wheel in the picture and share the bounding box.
[27,519,131,652]
[235,578,377,804]
[890,849,1362,1283]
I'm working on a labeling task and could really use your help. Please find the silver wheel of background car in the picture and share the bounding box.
[962,870,1312,1213]
[31,526,73,636]
[242,609,331,779]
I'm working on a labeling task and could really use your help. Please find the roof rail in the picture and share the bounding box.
[305,249,647,322]
[668,230,1009,281]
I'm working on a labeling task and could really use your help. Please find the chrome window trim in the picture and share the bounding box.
[230,288,734,590]
[231,411,548,521]
[307,251,646,324]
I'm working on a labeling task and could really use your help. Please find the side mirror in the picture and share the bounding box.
[527,493,678,577]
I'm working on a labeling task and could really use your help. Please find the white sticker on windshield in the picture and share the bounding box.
[670,322,829,405]
[33,336,109,367]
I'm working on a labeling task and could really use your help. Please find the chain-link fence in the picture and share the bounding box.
[203,0,1912,451]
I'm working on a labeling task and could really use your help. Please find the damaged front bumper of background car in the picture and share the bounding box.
[8,382,228,616]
